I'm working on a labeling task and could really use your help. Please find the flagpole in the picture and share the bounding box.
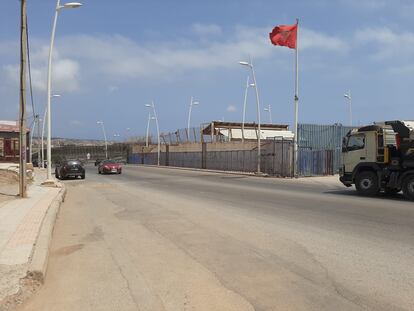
[293,18,299,177]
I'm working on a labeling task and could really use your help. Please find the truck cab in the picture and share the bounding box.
[340,121,414,200]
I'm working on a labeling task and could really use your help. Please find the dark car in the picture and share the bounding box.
[55,160,85,180]
[98,160,122,174]
[32,159,48,168]
[94,159,103,166]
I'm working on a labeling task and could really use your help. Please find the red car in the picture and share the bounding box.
[98,160,122,174]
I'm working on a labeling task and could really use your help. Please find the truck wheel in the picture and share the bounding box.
[355,171,379,196]
[402,175,414,201]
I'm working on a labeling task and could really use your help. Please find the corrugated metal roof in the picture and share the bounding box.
[0,120,29,133]
[202,121,289,135]
[218,128,294,140]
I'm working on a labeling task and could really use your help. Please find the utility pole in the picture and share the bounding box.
[19,0,27,197]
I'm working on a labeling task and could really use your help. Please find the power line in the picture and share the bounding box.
[25,13,36,121]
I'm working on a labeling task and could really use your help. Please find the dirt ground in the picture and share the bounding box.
[0,170,19,204]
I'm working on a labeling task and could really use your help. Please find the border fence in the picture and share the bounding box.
[131,123,355,177]
[160,127,205,144]
[51,123,355,177]
[298,123,354,176]
[51,144,129,163]
[129,140,294,177]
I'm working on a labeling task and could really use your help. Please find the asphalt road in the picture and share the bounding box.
[18,165,414,311]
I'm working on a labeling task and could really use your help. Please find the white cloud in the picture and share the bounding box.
[70,120,82,126]
[354,27,414,60]
[301,28,349,52]
[54,25,346,81]
[227,105,237,112]
[192,23,222,36]
[3,50,80,93]
[0,24,347,88]
[108,85,119,92]
[340,0,387,10]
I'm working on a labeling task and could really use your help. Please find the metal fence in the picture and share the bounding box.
[298,123,354,173]
[52,144,129,163]
[160,127,204,144]
[126,123,355,177]
[298,148,334,176]
[128,140,294,176]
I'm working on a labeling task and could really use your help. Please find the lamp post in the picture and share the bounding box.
[125,128,130,142]
[145,102,160,166]
[29,115,39,164]
[46,0,82,180]
[145,112,156,147]
[242,76,256,142]
[41,94,60,168]
[187,97,199,141]
[97,121,108,159]
[344,91,352,126]
[264,104,272,124]
[239,58,261,174]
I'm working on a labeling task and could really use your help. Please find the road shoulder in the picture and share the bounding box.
[0,169,65,311]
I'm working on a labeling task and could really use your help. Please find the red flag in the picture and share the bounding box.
[269,23,298,49]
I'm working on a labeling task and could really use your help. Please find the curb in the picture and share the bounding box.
[26,185,67,283]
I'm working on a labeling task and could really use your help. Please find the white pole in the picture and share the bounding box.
[41,106,47,168]
[152,101,160,166]
[242,76,249,142]
[29,116,37,163]
[46,0,60,180]
[349,90,352,126]
[102,123,108,159]
[265,104,273,124]
[269,105,273,123]
[187,96,193,141]
[293,19,299,177]
[145,111,151,147]
[250,58,261,174]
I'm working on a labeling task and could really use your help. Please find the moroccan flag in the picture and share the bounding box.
[269,23,298,49]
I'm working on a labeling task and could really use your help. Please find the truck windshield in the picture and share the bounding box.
[347,134,365,151]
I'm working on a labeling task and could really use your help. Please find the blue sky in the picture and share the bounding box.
[1,0,414,140]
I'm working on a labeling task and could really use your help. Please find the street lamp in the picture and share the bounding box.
[145,112,156,147]
[97,121,108,159]
[344,91,352,126]
[46,0,82,181]
[264,104,272,124]
[125,128,130,142]
[187,97,199,141]
[241,76,256,142]
[41,94,60,168]
[239,57,261,174]
[29,115,39,164]
[145,102,160,166]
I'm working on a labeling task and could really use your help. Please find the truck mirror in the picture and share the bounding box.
[342,137,347,152]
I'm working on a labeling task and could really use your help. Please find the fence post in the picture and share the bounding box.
[165,144,169,166]
[202,142,206,169]
[281,138,284,177]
